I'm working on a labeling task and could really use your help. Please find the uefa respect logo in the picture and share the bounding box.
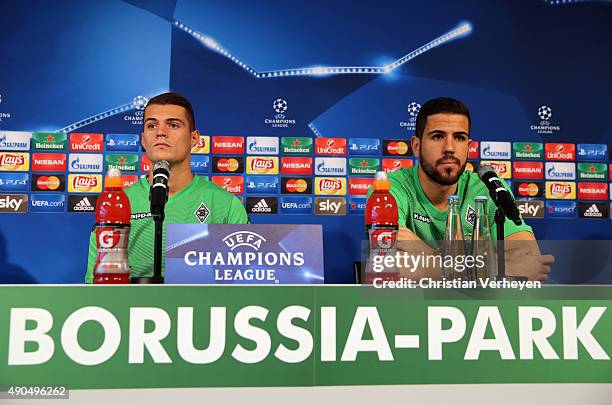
[265,98,296,128]
[399,101,421,131]
[531,104,560,135]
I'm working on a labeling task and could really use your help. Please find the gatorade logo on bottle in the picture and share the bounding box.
[371,229,396,250]
[97,229,120,249]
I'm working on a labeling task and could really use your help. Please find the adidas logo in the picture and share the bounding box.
[252,199,272,213]
[75,197,94,211]
[72,197,94,212]
[583,203,603,218]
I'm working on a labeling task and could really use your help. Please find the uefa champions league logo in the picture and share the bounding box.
[265,98,295,128]
[538,105,552,122]
[273,98,288,115]
[132,96,149,111]
[407,102,421,118]
[400,101,421,130]
[531,104,560,134]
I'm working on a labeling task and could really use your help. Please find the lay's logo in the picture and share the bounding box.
[68,174,102,193]
[246,157,279,174]
[545,181,576,199]
[315,177,346,195]
[0,152,29,171]
[480,160,511,179]
[191,135,210,154]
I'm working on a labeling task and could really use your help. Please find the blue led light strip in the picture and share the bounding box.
[174,20,473,78]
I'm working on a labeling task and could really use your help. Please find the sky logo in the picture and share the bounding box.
[245,175,279,194]
[106,134,140,152]
[348,138,380,156]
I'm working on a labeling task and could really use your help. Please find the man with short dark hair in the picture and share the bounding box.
[374,97,553,281]
[85,92,248,283]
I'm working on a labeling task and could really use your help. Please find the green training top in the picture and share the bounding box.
[369,165,532,248]
[86,175,248,283]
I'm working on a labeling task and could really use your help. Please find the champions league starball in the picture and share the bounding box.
[132,95,149,111]
[538,105,552,121]
[273,98,288,114]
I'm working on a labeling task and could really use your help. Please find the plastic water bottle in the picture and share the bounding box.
[471,196,497,280]
[365,171,398,282]
[441,195,466,280]
[93,168,131,284]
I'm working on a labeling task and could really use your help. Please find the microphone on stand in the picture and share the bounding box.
[150,160,170,220]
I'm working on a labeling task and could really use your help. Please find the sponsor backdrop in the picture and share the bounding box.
[0,1,611,283]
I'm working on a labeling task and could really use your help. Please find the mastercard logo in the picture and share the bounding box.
[285,179,309,193]
[386,141,409,155]
[216,158,240,172]
[36,175,61,191]
[518,183,540,197]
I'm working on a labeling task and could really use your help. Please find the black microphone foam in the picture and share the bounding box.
[477,164,522,225]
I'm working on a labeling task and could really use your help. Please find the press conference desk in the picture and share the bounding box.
[1,285,611,405]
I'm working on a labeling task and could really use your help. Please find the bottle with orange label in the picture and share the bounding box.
[93,168,131,284]
[365,171,399,282]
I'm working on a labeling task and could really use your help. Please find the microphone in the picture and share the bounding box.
[150,160,170,219]
[477,164,522,225]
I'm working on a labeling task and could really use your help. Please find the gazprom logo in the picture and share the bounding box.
[68,154,103,173]
[0,131,31,151]
[222,231,266,250]
[314,157,347,176]
[545,162,575,180]
[480,142,511,160]
[246,136,279,155]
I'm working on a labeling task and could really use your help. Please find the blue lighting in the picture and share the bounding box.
[174,19,473,79]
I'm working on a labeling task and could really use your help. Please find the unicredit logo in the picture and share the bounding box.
[70,133,103,151]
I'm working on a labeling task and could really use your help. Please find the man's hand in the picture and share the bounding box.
[505,232,555,282]
[506,250,555,282]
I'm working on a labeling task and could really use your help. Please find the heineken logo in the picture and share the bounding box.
[349,158,379,175]
[282,137,313,154]
[32,132,67,150]
[513,142,543,160]
[105,154,138,171]
[578,163,607,180]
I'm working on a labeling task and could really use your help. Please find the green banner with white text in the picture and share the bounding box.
[1,286,611,389]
